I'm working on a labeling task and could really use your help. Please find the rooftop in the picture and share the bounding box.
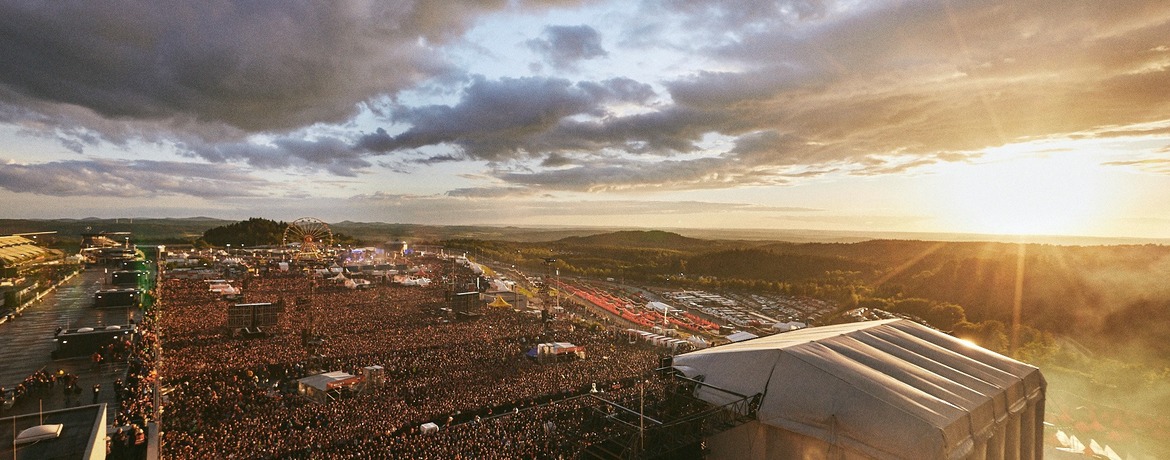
[0,404,106,460]
[0,235,52,268]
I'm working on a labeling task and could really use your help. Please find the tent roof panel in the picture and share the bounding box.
[673,319,1044,460]
[298,371,357,391]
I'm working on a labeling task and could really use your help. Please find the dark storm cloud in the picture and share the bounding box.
[357,76,657,159]
[0,159,268,197]
[0,1,509,133]
[527,25,609,70]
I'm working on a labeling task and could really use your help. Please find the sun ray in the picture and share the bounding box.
[1011,242,1026,355]
[873,241,948,287]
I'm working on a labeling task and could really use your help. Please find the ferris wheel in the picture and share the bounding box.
[282,217,334,261]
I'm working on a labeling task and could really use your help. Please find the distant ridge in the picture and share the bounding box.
[554,230,711,250]
[2,216,1168,247]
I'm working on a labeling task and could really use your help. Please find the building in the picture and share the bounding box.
[1,235,71,311]
[384,240,409,255]
[297,371,362,403]
[80,232,134,266]
[0,404,108,460]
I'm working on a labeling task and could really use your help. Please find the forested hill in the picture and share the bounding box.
[687,240,1170,349]
[554,230,724,252]
[755,239,1028,267]
[684,249,876,282]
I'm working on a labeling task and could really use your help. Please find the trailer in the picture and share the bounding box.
[93,288,141,308]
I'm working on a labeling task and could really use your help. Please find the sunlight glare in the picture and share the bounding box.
[930,145,1112,236]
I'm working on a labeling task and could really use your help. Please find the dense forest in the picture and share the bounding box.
[199,218,361,247]
[201,217,289,246]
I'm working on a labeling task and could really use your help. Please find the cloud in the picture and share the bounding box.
[361,1,1170,195]
[445,187,537,198]
[655,0,832,27]
[495,155,789,192]
[665,67,826,108]
[0,1,529,178]
[1102,158,1170,174]
[358,76,657,160]
[4,0,1170,198]
[0,159,269,198]
[181,136,371,176]
[540,153,575,167]
[0,1,505,133]
[527,25,608,70]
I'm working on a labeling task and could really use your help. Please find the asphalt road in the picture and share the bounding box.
[0,268,131,388]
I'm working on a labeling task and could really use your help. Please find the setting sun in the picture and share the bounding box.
[929,145,1115,236]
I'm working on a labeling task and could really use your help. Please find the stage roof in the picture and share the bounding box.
[0,236,51,267]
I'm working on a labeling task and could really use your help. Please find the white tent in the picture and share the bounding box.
[647,301,673,314]
[298,371,356,392]
[687,335,710,349]
[725,331,759,342]
[772,321,807,332]
[297,371,360,403]
[672,319,1046,460]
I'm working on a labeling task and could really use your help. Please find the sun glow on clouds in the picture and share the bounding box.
[926,141,1120,236]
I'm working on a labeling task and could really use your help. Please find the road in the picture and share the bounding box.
[0,268,129,388]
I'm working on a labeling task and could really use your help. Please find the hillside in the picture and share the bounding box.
[684,249,877,282]
[554,230,719,251]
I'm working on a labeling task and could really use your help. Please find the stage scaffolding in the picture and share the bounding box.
[579,372,762,460]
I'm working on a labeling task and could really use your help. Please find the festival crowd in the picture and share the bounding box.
[156,256,667,459]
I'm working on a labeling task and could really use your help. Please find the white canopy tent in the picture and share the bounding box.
[298,371,356,392]
[672,319,1045,460]
[772,321,807,332]
[297,371,360,403]
[725,331,759,343]
[625,328,690,351]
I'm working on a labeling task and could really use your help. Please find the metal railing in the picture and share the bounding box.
[579,372,762,460]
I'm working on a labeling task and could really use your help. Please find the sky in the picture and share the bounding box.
[2,0,1170,238]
